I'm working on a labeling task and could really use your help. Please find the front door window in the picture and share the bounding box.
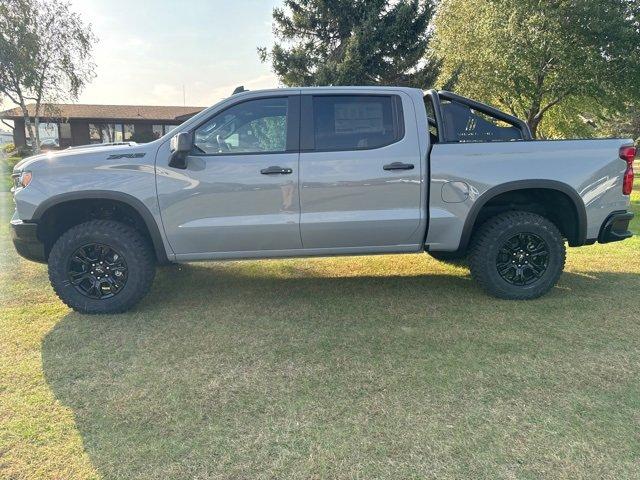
[194,97,288,155]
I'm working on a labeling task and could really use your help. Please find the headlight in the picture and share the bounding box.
[11,171,32,190]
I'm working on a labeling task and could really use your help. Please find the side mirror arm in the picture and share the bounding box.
[168,150,188,169]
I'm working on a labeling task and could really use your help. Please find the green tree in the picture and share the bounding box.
[599,103,640,143]
[259,0,439,87]
[431,0,640,138]
[0,0,95,152]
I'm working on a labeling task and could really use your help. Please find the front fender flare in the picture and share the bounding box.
[31,190,170,264]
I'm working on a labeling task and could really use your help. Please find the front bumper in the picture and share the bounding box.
[10,218,46,263]
[598,211,634,244]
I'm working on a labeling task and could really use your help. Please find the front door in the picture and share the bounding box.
[157,95,302,257]
[299,93,424,249]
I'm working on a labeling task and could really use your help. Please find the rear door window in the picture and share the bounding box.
[311,95,403,151]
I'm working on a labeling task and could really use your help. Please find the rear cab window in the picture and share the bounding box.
[439,99,524,143]
[424,90,531,144]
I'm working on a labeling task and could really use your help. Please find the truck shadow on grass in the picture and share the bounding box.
[41,263,640,479]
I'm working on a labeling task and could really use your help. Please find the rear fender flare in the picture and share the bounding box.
[458,180,587,251]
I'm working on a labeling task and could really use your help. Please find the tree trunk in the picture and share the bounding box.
[19,104,37,153]
[527,116,540,139]
[34,116,41,153]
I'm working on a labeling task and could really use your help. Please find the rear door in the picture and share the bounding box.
[299,92,423,249]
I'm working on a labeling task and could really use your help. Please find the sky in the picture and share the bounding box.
[2,0,281,115]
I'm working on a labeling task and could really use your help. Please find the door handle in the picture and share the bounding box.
[383,162,414,171]
[260,166,293,175]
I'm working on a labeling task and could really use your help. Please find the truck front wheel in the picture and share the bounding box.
[48,220,156,314]
[469,211,566,299]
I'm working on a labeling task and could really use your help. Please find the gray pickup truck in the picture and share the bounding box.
[10,87,635,313]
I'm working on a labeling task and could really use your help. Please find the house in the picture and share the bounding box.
[0,103,205,149]
[0,130,12,145]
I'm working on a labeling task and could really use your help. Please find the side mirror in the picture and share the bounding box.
[168,132,191,169]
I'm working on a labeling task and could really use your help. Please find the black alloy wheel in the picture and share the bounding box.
[48,220,155,314]
[468,211,566,300]
[68,243,128,299]
[495,233,549,286]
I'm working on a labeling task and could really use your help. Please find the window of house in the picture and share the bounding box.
[152,125,163,139]
[114,124,123,142]
[90,123,129,143]
[312,95,402,151]
[101,124,112,143]
[89,123,101,143]
[164,124,178,134]
[194,97,289,155]
[124,124,134,141]
[439,99,524,143]
[59,123,71,140]
[101,124,124,143]
[24,122,59,147]
[97,123,124,143]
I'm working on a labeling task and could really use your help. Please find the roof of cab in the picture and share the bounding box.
[230,85,424,96]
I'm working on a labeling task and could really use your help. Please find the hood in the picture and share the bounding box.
[13,142,154,172]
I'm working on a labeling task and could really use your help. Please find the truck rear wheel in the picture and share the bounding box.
[48,220,155,314]
[469,211,566,299]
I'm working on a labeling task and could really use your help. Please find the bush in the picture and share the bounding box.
[6,155,22,169]
[1,155,22,192]
[3,144,34,157]
[15,145,35,156]
[2,143,15,154]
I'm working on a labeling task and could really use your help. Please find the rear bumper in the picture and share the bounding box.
[598,211,634,244]
[10,218,46,263]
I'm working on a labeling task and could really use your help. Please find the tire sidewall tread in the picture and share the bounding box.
[48,220,155,314]
[469,211,566,300]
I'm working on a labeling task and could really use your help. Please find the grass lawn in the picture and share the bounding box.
[1,155,22,192]
[0,163,639,479]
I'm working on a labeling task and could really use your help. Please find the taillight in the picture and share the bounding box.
[620,145,636,195]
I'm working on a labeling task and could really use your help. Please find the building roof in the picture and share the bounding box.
[0,103,205,122]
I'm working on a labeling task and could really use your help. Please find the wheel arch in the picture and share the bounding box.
[458,180,587,252]
[31,190,170,264]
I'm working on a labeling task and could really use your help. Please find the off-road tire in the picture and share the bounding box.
[469,211,566,299]
[48,220,155,314]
